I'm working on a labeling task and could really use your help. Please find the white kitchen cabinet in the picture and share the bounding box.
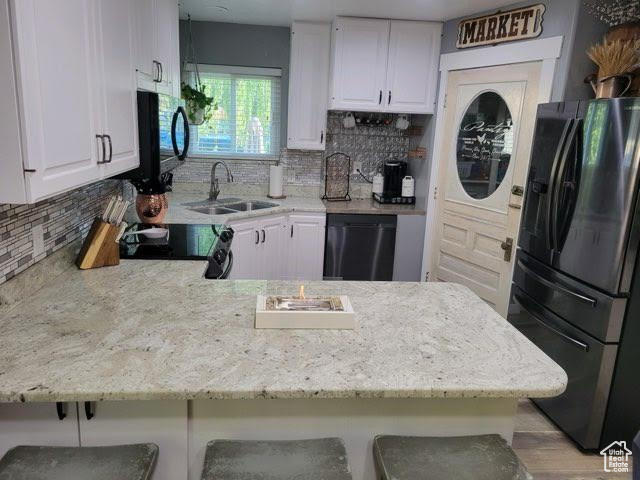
[0,403,79,457]
[0,0,139,204]
[227,218,261,280]
[385,21,441,114]
[286,213,326,280]
[259,215,288,280]
[287,22,331,150]
[328,17,441,114]
[329,17,390,112]
[79,401,188,480]
[134,0,180,95]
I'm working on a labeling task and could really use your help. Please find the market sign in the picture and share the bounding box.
[456,4,545,49]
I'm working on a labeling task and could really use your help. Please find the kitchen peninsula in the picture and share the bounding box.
[0,258,566,480]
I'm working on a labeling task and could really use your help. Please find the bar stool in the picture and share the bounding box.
[0,444,158,480]
[373,434,531,480]
[200,438,352,480]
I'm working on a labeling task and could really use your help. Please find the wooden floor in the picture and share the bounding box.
[513,400,632,480]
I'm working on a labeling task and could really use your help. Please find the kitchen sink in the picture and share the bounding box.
[184,200,278,216]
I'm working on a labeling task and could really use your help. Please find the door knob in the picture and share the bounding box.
[501,237,514,262]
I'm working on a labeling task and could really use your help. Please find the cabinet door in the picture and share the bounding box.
[155,0,178,95]
[329,18,389,112]
[287,214,326,280]
[385,21,441,114]
[228,219,261,279]
[259,215,287,280]
[11,0,102,202]
[79,401,187,480]
[287,22,330,150]
[0,403,80,457]
[134,0,157,90]
[95,0,139,177]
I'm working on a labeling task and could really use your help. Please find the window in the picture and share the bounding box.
[183,64,281,160]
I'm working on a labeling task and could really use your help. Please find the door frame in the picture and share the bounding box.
[421,36,564,282]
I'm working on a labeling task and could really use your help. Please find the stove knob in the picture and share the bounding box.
[212,249,227,265]
[220,229,234,243]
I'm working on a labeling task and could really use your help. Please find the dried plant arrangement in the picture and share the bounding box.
[587,39,640,78]
[585,0,640,27]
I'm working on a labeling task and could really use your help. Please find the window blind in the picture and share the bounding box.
[183,64,282,160]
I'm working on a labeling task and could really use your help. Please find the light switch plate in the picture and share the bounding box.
[32,224,44,257]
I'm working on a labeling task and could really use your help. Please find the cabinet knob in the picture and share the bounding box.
[378,90,382,105]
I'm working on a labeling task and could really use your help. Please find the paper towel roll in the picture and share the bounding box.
[269,165,283,197]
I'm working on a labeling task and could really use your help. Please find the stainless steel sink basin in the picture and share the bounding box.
[223,201,278,212]
[184,199,279,216]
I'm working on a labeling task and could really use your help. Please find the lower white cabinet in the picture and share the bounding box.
[0,403,80,457]
[228,212,325,280]
[79,400,188,480]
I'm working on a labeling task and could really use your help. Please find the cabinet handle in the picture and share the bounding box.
[378,90,382,105]
[255,230,259,244]
[290,225,293,238]
[106,135,113,163]
[96,135,107,164]
[84,401,94,420]
[388,91,392,104]
[158,62,163,83]
[261,229,266,243]
[56,402,66,421]
[320,130,324,143]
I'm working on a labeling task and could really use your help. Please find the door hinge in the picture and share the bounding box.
[433,186,438,200]
[501,237,514,262]
[443,94,447,109]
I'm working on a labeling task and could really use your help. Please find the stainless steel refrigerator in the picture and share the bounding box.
[508,98,640,450]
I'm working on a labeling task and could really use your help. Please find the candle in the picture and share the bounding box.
[299,285,305,299]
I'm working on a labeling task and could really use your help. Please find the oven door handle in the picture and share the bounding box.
[220,251,233,279]
[171,106,190,160]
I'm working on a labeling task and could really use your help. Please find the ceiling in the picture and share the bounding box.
[178,0,518,26]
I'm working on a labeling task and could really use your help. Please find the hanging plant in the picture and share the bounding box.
[181,82,216,125]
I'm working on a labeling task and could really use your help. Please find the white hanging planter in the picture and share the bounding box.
[185,102,206,126]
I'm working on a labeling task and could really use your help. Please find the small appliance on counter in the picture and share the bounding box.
[373,160,416,205]
[120,223,234,279]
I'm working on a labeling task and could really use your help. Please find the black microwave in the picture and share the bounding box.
[117,91,189,180]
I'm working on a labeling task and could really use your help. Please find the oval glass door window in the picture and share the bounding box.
[456,91,514,199]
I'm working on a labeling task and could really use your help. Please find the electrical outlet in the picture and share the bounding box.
[352,161,363,174]
[32,224,44,258]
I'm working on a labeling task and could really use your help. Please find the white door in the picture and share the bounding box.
[287,22,331,150]
[95,0,139,177]
[431,62,541,316]
[228,219,261,279]
[0,403,80,457]
[79,401,188,480]
[385,21,441,114]
[12,0,102,202]
[134,0,157,90]
[287,214,326,280]
[259,215,287,280]
[329,17,389,112]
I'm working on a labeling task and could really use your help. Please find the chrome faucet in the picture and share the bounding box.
[209,161,234,201]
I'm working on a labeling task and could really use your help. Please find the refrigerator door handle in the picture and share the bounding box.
[546,119,574,251]
[517,258,597,307]
[514,291,590,352]
[551,120,581,253]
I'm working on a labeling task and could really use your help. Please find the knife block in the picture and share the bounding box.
[76,218,120,270]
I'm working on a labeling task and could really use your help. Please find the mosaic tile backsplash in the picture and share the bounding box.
[0,180,120,286]
[173,112,411,187]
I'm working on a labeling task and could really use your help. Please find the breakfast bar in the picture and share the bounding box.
[0,259,566,480]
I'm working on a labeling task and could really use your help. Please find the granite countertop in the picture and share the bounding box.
[0,260,567,403]
[159,192,325,225]
[322,199,425,216]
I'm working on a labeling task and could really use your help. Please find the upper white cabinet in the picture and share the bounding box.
[328,17,442,114]
[287,22,331,150]
[135,0,181,96]
[0,0,139,204]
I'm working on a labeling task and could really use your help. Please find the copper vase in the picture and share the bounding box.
[136,193,168,224]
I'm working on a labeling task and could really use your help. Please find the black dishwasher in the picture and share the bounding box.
[324,214,396,281]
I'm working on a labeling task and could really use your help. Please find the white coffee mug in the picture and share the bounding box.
[343,112,356,129]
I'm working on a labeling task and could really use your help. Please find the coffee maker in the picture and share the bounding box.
[373,160,415,204]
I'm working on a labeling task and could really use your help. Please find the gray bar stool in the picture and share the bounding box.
[0,444,158,480]
[201,438,352,480]
[373,434,531,480]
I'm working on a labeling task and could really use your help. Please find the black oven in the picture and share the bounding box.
[117,91,189,180]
